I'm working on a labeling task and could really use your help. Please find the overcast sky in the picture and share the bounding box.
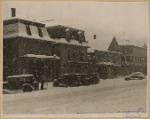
[3,1,148,51]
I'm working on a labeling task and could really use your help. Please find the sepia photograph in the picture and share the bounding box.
[2,1,149,118]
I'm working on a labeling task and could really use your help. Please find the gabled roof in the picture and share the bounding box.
[108,37,121,52]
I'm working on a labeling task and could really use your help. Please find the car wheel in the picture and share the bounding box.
[139,77,143,80]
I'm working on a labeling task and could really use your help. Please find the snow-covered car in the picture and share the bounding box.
[53,73,100,87]
[53,73,80,87]
[125,72,145,80]
[6,74,38,92]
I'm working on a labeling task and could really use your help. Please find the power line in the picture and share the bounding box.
[41,19,55,22]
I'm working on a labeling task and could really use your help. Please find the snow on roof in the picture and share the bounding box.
[20,54,60,59]
[3,22,55,42]
[46,24,85,32]
[54,38,90,47]
[87,38,112,53]
[97,62,120,66]
[118,40,134,46]
[3,17,45,27]
[118,40,146,49]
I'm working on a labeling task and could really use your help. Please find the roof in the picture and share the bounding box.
[47,25,85,32]
[118,40,146,49]
[3,17,45,27]
[54,38,90,47]
[3,22,55,42]
[87,37,113,53]
[7,74,33,78]
[88,37,146,53]
[20,54,60,59]
[118,40,133,46]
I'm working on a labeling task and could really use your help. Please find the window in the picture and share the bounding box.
[26,25,32,35]
[130,56,133,62]
[37,27,43,37]
[126,56,130,62]
[66,32,70,42]
[68,51,70,61]
[80,53,83,61]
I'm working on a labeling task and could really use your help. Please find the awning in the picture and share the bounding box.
[20,54,60,60]
[97,62,120,67]
[7,74,33,78]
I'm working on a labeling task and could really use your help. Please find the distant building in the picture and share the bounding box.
[88,37,121,79]
[46,25,90,75]
[118,40,147,75]
[3,17,60,81]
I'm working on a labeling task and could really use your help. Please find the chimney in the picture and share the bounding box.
[11,8,16,17]
[94,34,96,39]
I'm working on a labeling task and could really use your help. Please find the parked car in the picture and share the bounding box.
[53,73,80,87]
[53,73,100,87]
[6,74,38,92]
[125,72,145,80]
[78,73,91,86]
[89,73,100,84]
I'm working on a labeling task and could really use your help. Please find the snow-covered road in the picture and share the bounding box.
[3,77,147,117]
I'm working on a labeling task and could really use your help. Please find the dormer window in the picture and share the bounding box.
[26,25,32,36]
[37,27,43,37]
[65,28,70,42]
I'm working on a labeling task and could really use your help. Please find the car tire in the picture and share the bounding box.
[139,77,143,80]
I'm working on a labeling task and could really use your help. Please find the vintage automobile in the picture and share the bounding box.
[53,73,100,87]
[125,72,145,80]
[88,73,100,84]
[53,73,80,87]
[6,74,38,92]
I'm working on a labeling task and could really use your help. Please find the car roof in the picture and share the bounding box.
[131,72,142,75]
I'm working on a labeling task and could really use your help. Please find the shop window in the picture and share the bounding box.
[38,27,43,37]
[26,25,32,35]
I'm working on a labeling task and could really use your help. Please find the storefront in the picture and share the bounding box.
[97,62,120,79]
[20,54,60,82]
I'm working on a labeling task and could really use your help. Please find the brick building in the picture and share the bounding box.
[46,25,90,75]
[3,17,61,81]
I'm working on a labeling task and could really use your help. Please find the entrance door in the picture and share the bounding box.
[29,61,44,83]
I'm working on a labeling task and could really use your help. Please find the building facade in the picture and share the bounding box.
[119,43,147,75]
[47,25,90,75]
[88,37,122,79]
[3,18,60,81]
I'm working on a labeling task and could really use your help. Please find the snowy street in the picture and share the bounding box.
[3,76,147,116]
